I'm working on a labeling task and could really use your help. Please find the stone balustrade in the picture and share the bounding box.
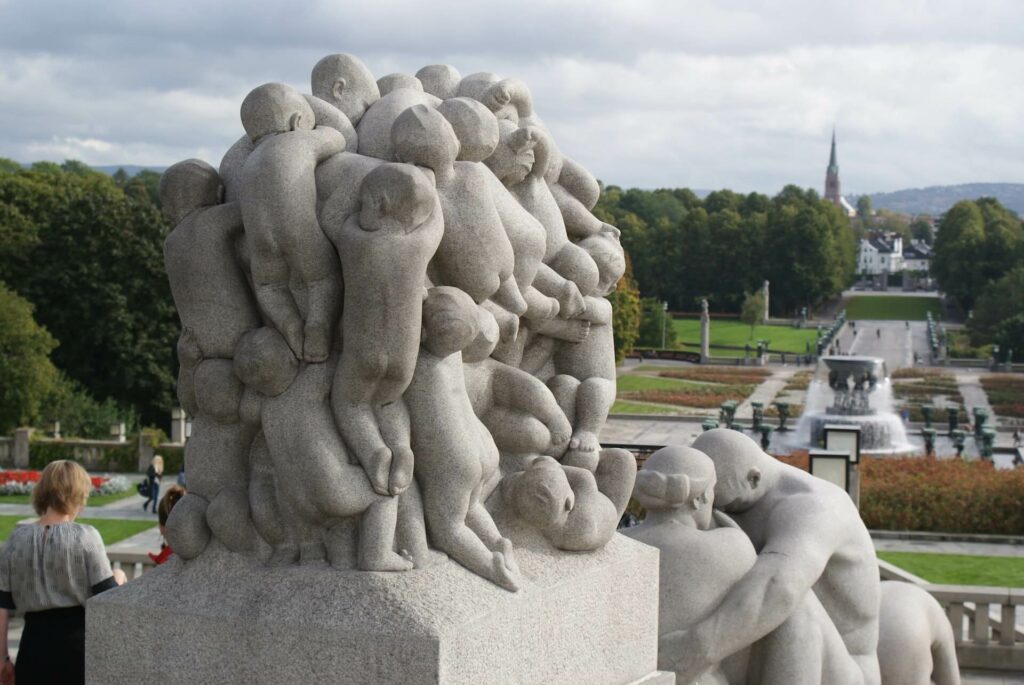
[879,558,1024,670]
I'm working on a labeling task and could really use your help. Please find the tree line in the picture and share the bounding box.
[930,197,1024,360]
[0,159,176,435]
[593,184,856,317]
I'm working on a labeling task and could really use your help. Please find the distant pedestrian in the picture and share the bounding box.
[876,328,881,339]
[1014,429,1022,448]
[141,455,163,515]
[148,485,185,566]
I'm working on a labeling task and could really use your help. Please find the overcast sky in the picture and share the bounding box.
[1,0,1021,194]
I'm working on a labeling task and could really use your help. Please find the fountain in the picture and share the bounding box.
[793,355,915,456]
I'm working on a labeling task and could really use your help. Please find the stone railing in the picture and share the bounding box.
[109,551,158,581]
[879,559,1024,670]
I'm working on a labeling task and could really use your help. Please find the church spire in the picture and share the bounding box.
[824,127,841,205]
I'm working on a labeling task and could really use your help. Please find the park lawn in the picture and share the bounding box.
[877,551,1024,587]
[0,515,155,545]
[672,318,818,354]
[0,489,138,507]
[843,295,941,321]
[609,400,678,415]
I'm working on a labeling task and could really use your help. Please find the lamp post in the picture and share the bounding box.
[661,300,668,349]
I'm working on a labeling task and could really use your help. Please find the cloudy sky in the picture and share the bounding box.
[1,0,1021,194]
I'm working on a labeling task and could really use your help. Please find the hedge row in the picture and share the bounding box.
[774,453,1024,535]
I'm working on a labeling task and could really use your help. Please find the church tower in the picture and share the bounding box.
[824,129,841,206]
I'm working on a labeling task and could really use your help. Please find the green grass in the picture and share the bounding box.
[609,400,678,415]
[0,515,155,545]
[844,296,942,321]
[0,490,137,507]
[878,551,1024,587]
[616,374,706,393]
[672,319,819,354]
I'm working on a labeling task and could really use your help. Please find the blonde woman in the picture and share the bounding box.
[142,454,164,514]
[0,460,127,684]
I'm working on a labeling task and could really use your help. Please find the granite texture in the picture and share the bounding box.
[131,53,650,683]
[878,581,961,685]
[87,532,660,685]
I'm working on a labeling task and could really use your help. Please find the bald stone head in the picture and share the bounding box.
[240,83,315,143]
[358,163,436,235]
[391,104,460,171]
[160,159,223,226]
[437,97,499,163]
[415,64,462,100]
[311,53,380,125]
[691,429,771,513]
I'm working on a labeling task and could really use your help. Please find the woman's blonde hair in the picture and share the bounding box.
[152,455,164,474]
[32,460,92,516]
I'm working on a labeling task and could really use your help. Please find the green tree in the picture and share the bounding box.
[909,217,933,244]
[968,266,1024,355]
[856,195,872,219]
[932,198,1024,311]
[637,298,676,348]
[0,283,58,433]
[740,291,766,339]
[39,373,139,439]
[0,163,178,426]
[607,258,641,362]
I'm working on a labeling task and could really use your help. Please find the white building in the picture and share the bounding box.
[857,234,904,276]
[902,240,931,273]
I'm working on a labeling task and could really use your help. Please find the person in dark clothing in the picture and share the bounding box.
[141,455,164,514]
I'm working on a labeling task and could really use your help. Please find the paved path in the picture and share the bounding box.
[734,368,794,420]
[873,537,1023,558]
[957,372,995,416]
[841,320,928,370]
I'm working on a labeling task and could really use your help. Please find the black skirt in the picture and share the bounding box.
[17,605,86,685]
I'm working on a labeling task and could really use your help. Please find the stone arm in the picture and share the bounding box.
[533,264,585,318]
[482,78,533,122]
[557,157,601,209]
[551,182,607,240]
[661,497,840,680]
[489,363,571,445]
[305,127,347,163]
[580,297,612,326]
[530,317,590,343]
[526,126,554,180]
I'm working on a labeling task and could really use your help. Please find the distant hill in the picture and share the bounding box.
[852,183,1024,216]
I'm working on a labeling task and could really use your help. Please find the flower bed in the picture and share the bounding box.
[0,470,132,497]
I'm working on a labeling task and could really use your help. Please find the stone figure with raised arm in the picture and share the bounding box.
[238,82,346,362]
[485,121,596,317]
[665,429,881,684]
[160,159,262,559]
[405,286,521,591]
[391,104,527,317]
[331,163,444,498]
[234,328,415,572]
[542,233,625,470]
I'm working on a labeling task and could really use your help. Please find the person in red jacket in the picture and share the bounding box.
[149,485,186,565]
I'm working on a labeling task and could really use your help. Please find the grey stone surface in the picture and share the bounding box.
[111,54,651,682]
[87,533,660,685]
[878,581,961,685]
[665,429,882,684]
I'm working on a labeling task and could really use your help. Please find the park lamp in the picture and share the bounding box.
[809,449,850,494]
[823,424,861,465]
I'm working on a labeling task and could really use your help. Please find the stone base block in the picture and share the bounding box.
[87,531,661,684]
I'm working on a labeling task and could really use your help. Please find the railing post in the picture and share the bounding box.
[1000,605,1015,646]
[973,602,989,645]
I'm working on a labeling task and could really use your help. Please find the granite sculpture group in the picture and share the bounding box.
[89,52,959,684]
[161,54,631,592]
[628,430,960,685]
